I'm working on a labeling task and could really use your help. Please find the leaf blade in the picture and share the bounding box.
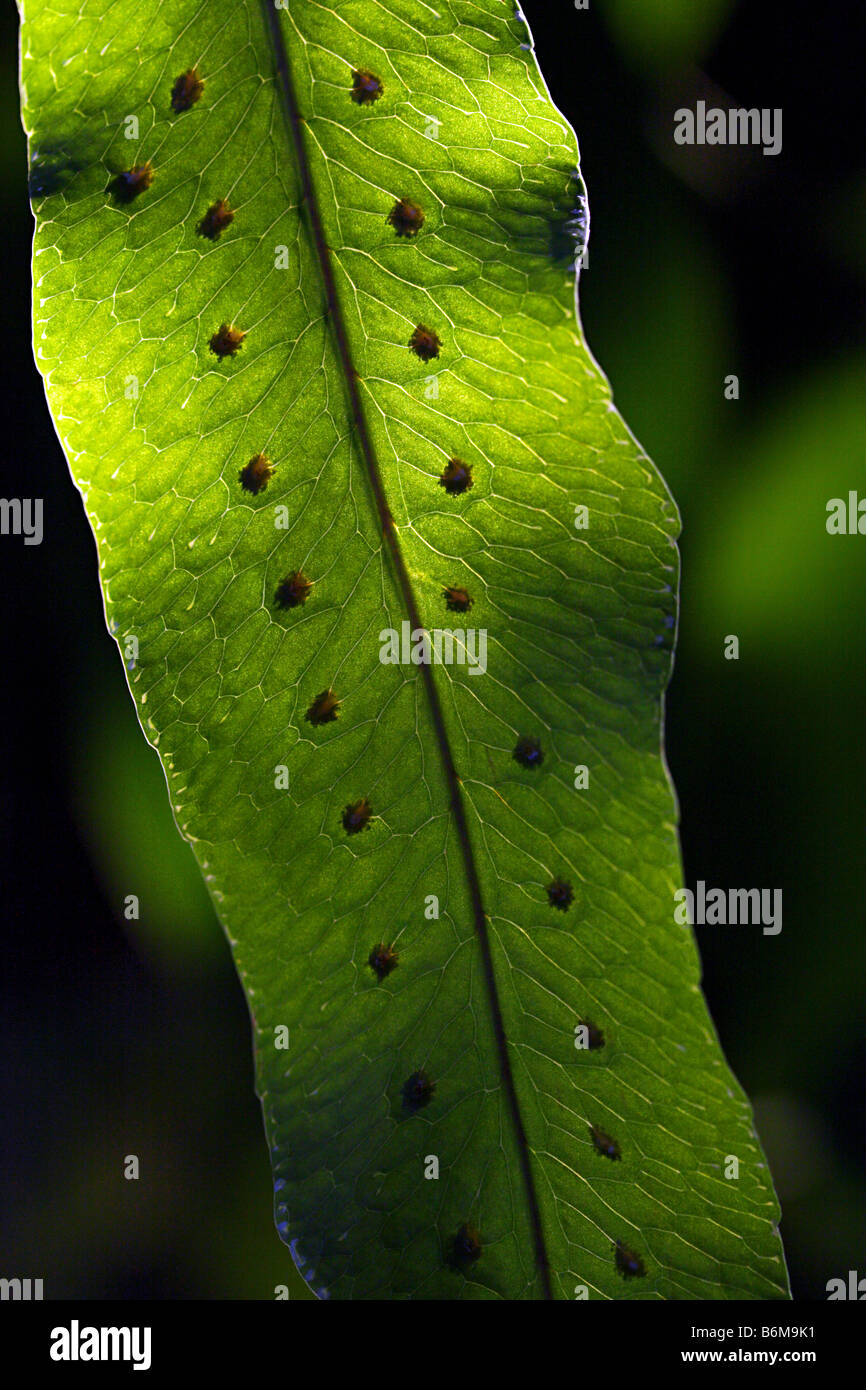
[20,0,788,1299]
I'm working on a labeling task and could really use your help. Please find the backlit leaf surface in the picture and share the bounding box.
[20,0,788,1299]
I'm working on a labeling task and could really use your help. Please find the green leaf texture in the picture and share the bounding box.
[20,0,788,1299]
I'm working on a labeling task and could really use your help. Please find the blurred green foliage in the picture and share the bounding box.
[597,0,737,72]
[72,670,222,975]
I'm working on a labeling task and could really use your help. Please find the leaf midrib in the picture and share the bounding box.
[261,0,553,1297]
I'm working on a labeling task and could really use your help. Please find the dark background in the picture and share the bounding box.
[1,0,864,1299]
